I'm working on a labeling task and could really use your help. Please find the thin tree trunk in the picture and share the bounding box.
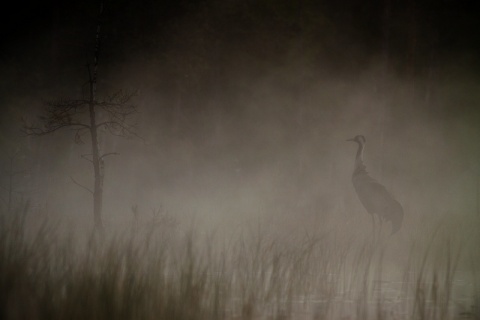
[89,105,104,232]
[477,128,480,217]
[7,156,14,213]
[88,2,104,233]
[477,169,479,217]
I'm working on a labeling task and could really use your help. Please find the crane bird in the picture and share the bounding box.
[347,135,404,235]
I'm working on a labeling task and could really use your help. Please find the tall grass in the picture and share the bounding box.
[0,204,478,319]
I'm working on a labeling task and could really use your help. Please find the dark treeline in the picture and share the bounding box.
[3,0,479,87]
[2,0,479,131]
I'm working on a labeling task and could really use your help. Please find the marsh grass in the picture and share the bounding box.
[0,205,478,319]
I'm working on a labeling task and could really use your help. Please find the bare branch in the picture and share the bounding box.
[102,120,145,142]
[81,154,93,163]
[74,127,90,144]
[24,122,90,136]
[100,152,119,160]
[45,99,89,109]
[95,121,118,128]
[70,176,93,194]
[23,98,91,136]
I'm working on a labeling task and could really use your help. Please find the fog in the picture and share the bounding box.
[1,0,479,261]
[1,2,480,318]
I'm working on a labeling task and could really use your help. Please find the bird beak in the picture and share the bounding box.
[346,138,354,142]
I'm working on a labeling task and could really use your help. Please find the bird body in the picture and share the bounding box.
[347,135,404,235]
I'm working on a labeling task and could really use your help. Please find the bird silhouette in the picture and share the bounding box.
[347,135,404,235]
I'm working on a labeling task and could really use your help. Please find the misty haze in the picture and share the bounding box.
[1,1,479,319]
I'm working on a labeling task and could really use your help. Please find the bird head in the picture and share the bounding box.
[346,135,366,145]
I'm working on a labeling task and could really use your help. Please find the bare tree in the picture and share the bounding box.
[23,2,139,233]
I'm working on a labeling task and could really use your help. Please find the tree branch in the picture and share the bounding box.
[81,154,94,163]
[74,127,90,144]
[100,152,119,160]
[23,119,90,136]
[70,176,93,194]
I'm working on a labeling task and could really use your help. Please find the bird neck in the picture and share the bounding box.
[354,142,365,171]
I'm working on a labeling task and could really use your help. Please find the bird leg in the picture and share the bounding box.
[378,217,384,240]
[371,214,384,244]
[371,214,376,243]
